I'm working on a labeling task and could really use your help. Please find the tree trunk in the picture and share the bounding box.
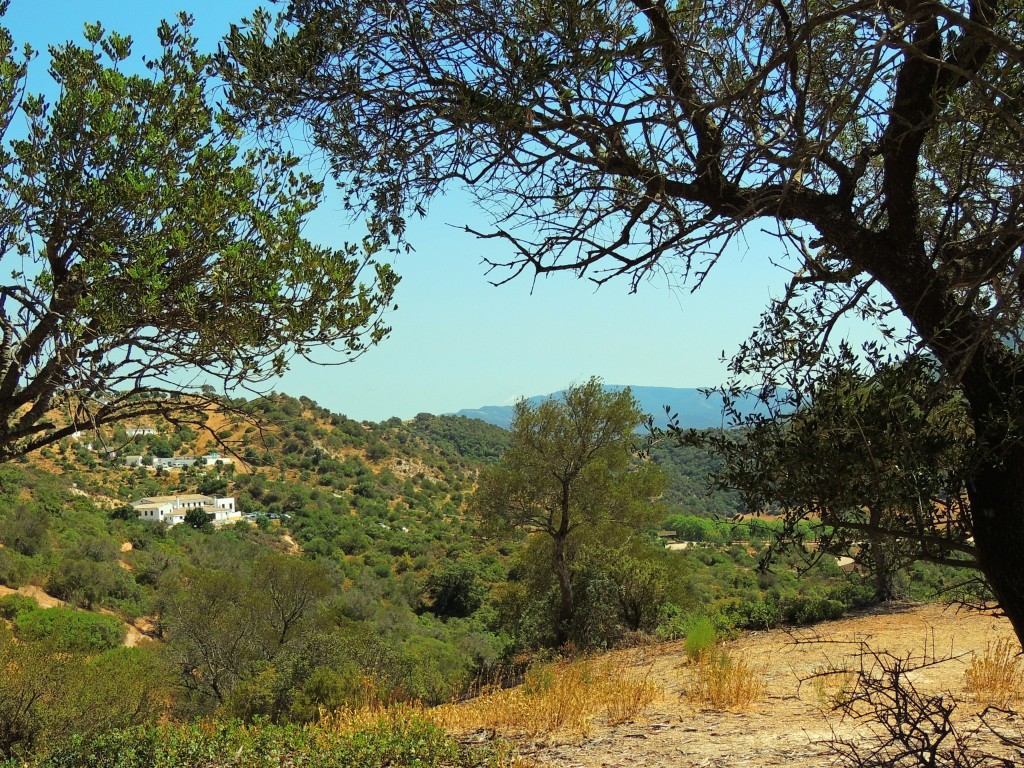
[552,534,573,646]
[967,450,1024,648]
[869,536,896,602]
[862,247,1024,649]
[867,508,896,602]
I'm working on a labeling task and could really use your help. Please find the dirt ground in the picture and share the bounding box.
[523,603,1022,768]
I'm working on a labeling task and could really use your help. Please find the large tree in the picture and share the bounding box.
[222,0,1024,645]
[472,378,664,644]
[0,9,397,460]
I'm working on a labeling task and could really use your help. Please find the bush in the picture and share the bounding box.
[46,559,145,613]
[0,548,33,588]
[0,593,38,620]
[0,507,49,557]
[684,616,717,660]
[13,607,126,653]
[39,712,505,768]
[731,598,783,630]
[425,559,486,618]
[783,596,846,625]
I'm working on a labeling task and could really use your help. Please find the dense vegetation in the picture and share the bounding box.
[0,391,975,764]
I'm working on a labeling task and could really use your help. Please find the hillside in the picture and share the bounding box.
[0,390,986,764]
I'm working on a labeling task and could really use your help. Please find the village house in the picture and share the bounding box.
[130,494,240,526]
[123,452,234,470]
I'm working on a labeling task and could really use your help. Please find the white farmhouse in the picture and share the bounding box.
[130,494,240,526]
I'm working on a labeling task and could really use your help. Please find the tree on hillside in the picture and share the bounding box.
[472,378,664,644]
[223,0,1024,646]
[711,354,976,602]
[0,9,397,462]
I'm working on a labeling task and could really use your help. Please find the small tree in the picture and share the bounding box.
[424,557,486,619]
[472,378,663,644]
[710,354,976,602]
[183,508,211,531]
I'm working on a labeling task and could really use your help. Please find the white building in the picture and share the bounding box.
[130,494,240,526]
[123,453,233,470]
[201,452,233,466]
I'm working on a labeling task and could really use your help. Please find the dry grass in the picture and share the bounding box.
[433,652,662,739]
[317,702,428,734]
[686,648,766,711]
[963,638,1024,708]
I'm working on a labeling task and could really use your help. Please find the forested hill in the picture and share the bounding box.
[455,385,776,430]
[0,389,913,762]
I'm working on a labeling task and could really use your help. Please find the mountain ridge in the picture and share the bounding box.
[453,385,776,430]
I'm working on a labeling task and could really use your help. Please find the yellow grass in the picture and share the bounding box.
[686,648,766,711]
[964,638,1024,708]
[432,652,662,739]
[316,702,428,734]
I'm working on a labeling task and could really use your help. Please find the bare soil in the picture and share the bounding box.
[521,603,1022,767]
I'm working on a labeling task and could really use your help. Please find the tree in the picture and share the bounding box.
[160,557,333,717]
[252,552,331,648]
[424,557,486,618]
[710,354,976,602]
[0,8,397,461]
[472,378,663,644]
[183,508,211,531]
[223,0,1024,646]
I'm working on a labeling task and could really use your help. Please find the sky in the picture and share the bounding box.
[4,1,842,421]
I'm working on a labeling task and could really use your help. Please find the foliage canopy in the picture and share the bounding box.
[0,9,396,460]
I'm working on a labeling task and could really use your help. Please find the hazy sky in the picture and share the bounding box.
[5,1,839,420]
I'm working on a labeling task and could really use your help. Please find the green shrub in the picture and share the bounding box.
[0,593,38,620]
[732,598,783,630]
[0,548,34,588]
[37,713,506,768]
[684,616,717,660]
[13,608,126,653]
[782,596,846,625]
[425,559,486,618]
[655,603,688,640]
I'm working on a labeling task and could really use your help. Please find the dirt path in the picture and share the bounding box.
[524,603,1020,768]
[0,584,65,608]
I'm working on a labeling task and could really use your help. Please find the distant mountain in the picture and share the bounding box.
[454,385,779,430]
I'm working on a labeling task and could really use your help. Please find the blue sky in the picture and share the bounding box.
[4,1,834,421]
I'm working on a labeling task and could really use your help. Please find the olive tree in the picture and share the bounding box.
[472,378,664,644]
[222,0,1024,646]
[0,8,396,461]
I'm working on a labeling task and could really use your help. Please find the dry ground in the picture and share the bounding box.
[494,603,1022,768]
